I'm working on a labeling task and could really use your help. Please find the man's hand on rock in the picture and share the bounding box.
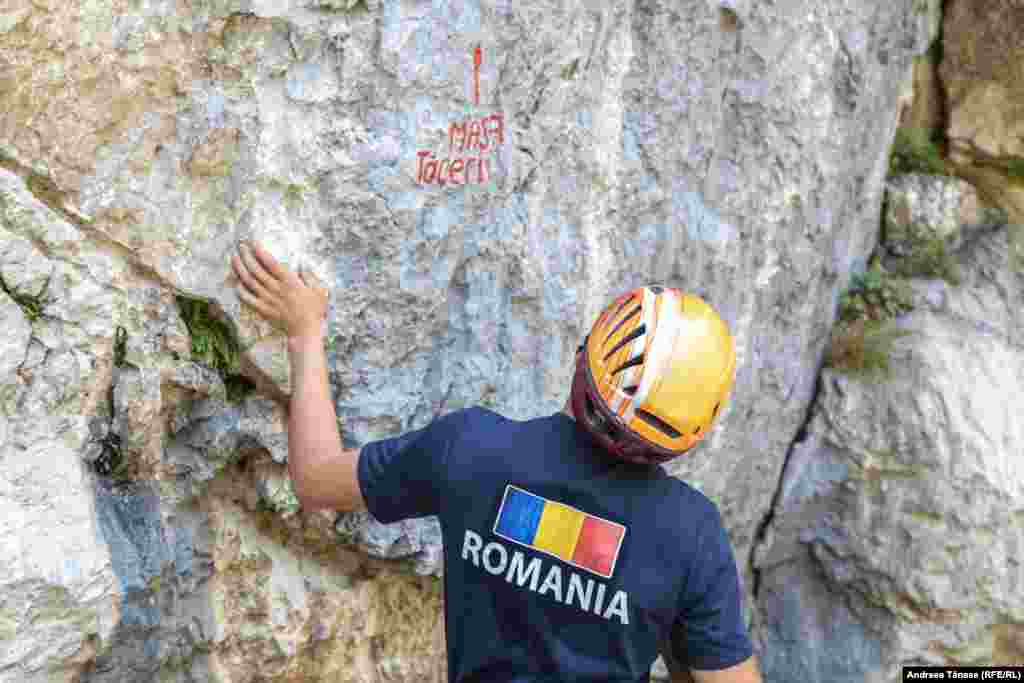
[231,241,328,342]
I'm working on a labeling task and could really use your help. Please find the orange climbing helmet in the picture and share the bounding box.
[569,285,737,465]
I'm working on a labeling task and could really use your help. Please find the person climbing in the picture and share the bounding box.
[230,240,762,683]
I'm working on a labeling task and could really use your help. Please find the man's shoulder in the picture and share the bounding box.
[439,405,505,428]
[663,476,721,522]
[425,405,509,443]
[462,404,504,422]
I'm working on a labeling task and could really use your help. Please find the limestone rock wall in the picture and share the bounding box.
[934,0,1024,266]
[0,0,963,680]
[753,220,1024,681]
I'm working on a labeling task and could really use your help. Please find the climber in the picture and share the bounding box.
[230,239,762,683]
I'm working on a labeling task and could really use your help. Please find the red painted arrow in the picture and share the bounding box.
[473,46,482,106]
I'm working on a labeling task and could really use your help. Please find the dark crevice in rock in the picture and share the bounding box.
[932,0,950,158]
[515,165,539,194]
[91,347,131,486]
[749,368,824,601]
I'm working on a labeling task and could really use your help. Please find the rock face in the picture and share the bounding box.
[0,0,945,680]
[0,418,118,683]
[883,174,988,256]
[938,0,1024,260]
[754,224,1024,680]
[941,0,1024,162]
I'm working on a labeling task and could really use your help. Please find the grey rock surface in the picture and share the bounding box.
[883,173,990,256]
[162,395,290,507]
[0,293,30,382]
[0,417,118,683]
[0,226,52,300]
[80,476,218,683]
[336,513,445,577]
[0,0,952,678]
[754,226,1024,680]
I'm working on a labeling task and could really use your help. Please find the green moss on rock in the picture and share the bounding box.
[837,265,915,323]
[176,296,255,403]
[825,318,913,378]
[0,272,50,322]
[889,128,948,176]
[888,234,963,285]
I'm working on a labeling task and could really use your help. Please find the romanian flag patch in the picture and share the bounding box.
[492,485,626,579]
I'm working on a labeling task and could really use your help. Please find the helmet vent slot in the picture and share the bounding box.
[604,305,642,345]
[604,323,646,361]
[610,295,636,323]
[613,354,645,375]
[623,385,639,396]
[635,409,681,438]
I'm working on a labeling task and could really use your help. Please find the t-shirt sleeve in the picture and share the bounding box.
[357,408,469,524]
[668,501,755,671]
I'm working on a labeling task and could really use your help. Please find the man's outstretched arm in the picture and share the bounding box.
[285,332,366,512]
[231,240,366,513]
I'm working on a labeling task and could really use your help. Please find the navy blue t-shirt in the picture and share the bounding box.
[357,406,753,682]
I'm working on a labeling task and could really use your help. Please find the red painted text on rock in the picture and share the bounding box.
[416,113,504,186]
